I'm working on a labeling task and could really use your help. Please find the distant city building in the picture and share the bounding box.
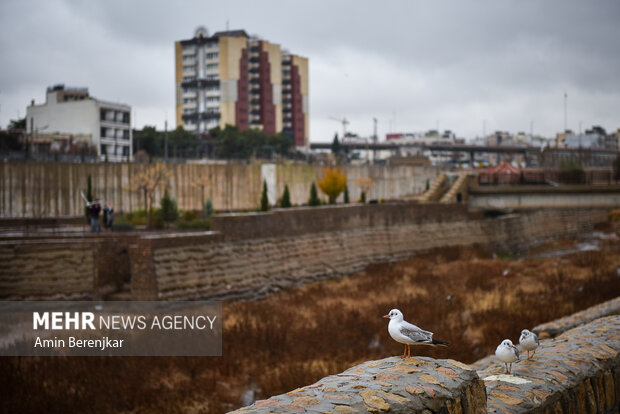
[385,130,462,166]
[175,27,309,147]
[26,84,132,161]
[562,126,617,150]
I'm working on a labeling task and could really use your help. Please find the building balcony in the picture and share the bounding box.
[182,78,220,88]
[182,111,221,122]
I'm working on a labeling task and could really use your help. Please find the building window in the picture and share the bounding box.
[100,127,106,138]
[183,76,196,82]
[123,112,130,124]
[206,52,218,59]
[206,75,218,81]
[206,63,218,70]
[184,108,195,114]
[100,109,106,121]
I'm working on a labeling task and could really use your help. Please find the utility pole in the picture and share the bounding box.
[564,92,568,132]
[372,117,378,164]
[164,119,169,162]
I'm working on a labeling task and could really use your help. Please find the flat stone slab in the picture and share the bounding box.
[477,315,620,413]
[532,296,620,339]
[229,356,486,413]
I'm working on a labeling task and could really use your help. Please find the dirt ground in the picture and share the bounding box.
[2,231,620,413]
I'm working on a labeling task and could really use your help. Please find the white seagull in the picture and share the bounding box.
[383,309,449,358]
[495,339,520,374]
[519,329,540,359]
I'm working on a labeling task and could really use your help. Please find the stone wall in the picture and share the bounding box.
[0,235,136,300]
[0,240,95,300]
[1,205,609,301]
[474,315,620,413]
[136,205,607,300]
[231,304,620,414]
[229,357,487,414]
[0,162,442,217]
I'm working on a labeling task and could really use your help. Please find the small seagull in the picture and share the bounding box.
[383,309,449,358]
[495,339,520,374]
[519,329,540,359]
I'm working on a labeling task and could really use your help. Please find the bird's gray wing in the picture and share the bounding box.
[514,347,520,360]
[534,335,540,345]
[399,326,433,343]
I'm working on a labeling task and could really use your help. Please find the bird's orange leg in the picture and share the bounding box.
[407,345,411,358]
[402,345,407,358]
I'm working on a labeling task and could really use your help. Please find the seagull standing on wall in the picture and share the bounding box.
[495,339,520,374]
[519,329,539,359]
[383,309,449,358]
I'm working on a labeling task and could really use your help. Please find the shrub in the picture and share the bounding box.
[280,185,292,208]
[176,219,210,231]
[260,180,270,211]
[153,208,165,230]
[204,198,214,218]
[559,160,585,184]
[343,185,349,204]
[359,191,366,203]
[182,211,197,221]
[111,221,134,232]
[317,167,347,204]
[308,182,320,206]
[160,190,178,223]
[614,155,620,181]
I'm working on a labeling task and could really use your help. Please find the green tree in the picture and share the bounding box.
[331,133,340,155]
[160,189,178,224]
[8,118,26,130]
[133,126,163,157]
[317,167,347,204]
[308,182,320,206]
[343,185,350,204]
[260,180,270,211]
[280,185,292,208]
[360,191,366,203]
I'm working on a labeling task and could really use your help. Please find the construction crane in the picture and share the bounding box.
[329,116,349,138]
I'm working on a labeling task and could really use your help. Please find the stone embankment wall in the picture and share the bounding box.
[0,236,134,300]
[231,298,620,413]
[474,314,620,413]
[230,357,487,414]
[132,205,607,300]
[0,162,441,217]
[0,240,95,299]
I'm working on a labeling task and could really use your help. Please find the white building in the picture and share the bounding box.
[26,84,132,161]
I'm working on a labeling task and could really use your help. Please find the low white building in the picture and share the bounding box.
[26,84,132,161]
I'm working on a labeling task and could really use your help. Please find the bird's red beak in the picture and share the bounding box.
[383,315,390,319]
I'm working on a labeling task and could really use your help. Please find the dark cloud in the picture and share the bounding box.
[1,0,619,140]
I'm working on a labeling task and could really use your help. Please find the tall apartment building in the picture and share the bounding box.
[26,85,132,162]
[175,27,309,147]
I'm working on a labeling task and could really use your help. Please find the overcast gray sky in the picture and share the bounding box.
[1,0,619,142]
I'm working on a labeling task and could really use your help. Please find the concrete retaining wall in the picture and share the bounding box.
[0,162,442,217]
[468,185,620,210]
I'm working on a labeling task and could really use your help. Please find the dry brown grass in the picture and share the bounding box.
[2,239,620,413]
